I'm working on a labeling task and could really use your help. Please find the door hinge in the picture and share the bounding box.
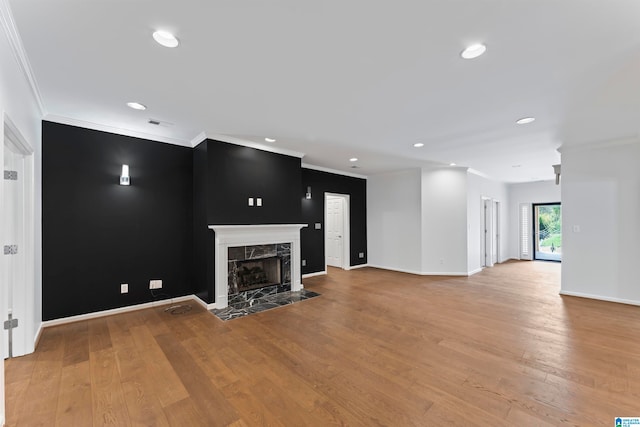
[3,318,18,330]
[4,244,18,255]
[4,170,18,180]
[4,312,18,358]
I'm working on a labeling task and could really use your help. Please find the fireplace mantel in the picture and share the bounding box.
[208,224,307,308]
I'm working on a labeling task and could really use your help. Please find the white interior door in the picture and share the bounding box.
[519,203,533,260]
[482,199,492,267]
[2,142,25,358]
[325,196,344,268]
[492,201,499,264]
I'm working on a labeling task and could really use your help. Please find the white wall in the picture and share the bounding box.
[467,173,509,273]
[561,140,640,305]
[367,169,422,273]
[421,167,468,274]
[507,180,561,259]
[368,167,505,276]
[0,2,44,422]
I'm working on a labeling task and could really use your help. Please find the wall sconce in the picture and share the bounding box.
[120,164,130,186]
[552,164,561,185]
[305,186,312,199]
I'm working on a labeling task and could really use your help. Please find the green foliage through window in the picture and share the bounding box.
[538,205,561,252]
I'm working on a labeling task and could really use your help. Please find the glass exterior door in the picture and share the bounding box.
[534,203,561,262]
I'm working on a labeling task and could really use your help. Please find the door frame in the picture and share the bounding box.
[1,113,35,360]
[324,192,351,271]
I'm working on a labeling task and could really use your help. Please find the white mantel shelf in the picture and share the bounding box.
[208,224,308,309]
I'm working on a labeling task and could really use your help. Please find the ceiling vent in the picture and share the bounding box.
[148,119,173,127]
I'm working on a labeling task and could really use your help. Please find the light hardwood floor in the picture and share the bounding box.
[5,261,640,426]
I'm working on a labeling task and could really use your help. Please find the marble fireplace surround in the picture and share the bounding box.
[209,224,307,309]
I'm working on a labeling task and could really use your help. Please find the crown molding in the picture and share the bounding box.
[467,167,490,179]
[558,134,640,154]
[190,131,207,148]
[0,0,46,115]
[4,112,33,154]
[205,133,306,158]
[301,163,368,179]
[45,115,194,147]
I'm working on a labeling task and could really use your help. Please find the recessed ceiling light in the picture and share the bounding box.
[153,30,179,48]
[460,43,486,59]
[349,158,358,162]
[264,137,276,143]
[413,143,424,148]
[450,163,457,166]
[516,117,536,125]
[126,102,146,110]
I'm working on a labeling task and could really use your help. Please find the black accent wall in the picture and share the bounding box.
[42,122,194,320]
[301,168,367,274]
[206,140,302,225]
[192,139,303,303]
[42,125,367,318]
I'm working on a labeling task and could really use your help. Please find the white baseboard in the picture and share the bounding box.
[190,295,213,310]
[367,264,469,276]
[559,290,640,307]
[349,263,369,270]
[41,295,197,328]
[420,271,470,276]
[208,301,226,310]
[367,264,423,275]
[302,271,327,278]
[34,323,43,349]
[467,267,483,276]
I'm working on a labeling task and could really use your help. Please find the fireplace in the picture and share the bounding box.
[234,257,281,292]
[228,243,291,295]
[209,224,307,308]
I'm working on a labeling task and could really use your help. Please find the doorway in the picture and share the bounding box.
[324,193,350,270]
[533,203,562,262]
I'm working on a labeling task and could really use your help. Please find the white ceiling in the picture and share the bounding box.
[8,0,640,182]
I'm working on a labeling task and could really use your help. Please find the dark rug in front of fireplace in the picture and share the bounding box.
[210,289,320,321]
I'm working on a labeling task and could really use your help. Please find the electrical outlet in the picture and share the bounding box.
[120,283,128,294]
[359,252,364,258]
[439,258,444,265]
[149,279,162,289]
[302,259,306,266]
[256,198,262,206]
[248,197,254,206]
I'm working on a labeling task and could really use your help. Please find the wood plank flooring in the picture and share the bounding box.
[6,261,640,426]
